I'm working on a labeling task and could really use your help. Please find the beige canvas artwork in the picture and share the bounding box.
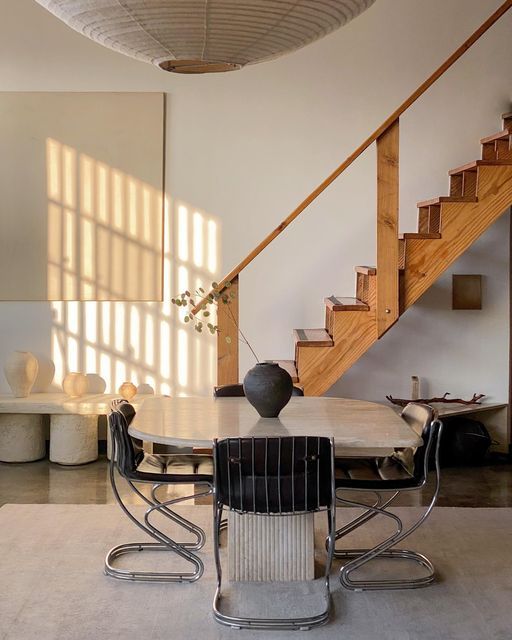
[0,92,165,301]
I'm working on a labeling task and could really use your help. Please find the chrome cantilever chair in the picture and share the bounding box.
[105,400,213,583]
[214,383,305,397]
[333,403,443,591]
[212,436,336,631]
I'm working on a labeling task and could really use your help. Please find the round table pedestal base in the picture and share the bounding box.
[50,415,98,465]
[0,414,45,462]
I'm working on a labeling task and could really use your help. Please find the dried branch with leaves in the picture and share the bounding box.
[386,392,485,408]
[171,281,259,362]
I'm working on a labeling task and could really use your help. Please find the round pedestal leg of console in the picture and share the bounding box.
[50,415,98,465]
[0,414,45,462]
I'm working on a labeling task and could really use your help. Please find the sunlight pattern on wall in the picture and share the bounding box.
[49,140,221,396]
[46,138,163,301]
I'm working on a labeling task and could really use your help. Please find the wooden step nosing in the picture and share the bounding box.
[448,159,512,175]
[354,265,376,275]
[399,233,441,240]
[480,130,510,144]
[324,296,369,311]
[294,328,333,347]
[416,196,476,208]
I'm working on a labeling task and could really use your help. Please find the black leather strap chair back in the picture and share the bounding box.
[109,401,141,477]
[213,383,246,397]
[214,436,332,513]
[401,402,436,485]
[212,435,335,630]
[214,383,304,398]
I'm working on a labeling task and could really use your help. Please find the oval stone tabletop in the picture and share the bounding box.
[128,396,422,449]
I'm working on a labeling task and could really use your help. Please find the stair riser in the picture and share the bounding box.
[356,273,376,308]
[418,207,429,233]
[325,308,335,337]
[496,138,512,160]
[449,169,479,198]
[481,137,512,161]
[418,205,441,234]
[450,173,463,197]
[398,239,406,269]
[462,170,478,198]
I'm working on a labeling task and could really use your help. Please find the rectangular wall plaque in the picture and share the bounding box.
[452,274,482,310]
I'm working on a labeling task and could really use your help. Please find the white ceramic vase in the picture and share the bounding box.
[136,383,154,395]
[85,373,106,394]
[62,372,88,398]
[3,351,39,398]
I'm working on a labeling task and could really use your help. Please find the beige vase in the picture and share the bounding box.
[3,351,39,398]
[119,381,137,401]
[62,372,88,398]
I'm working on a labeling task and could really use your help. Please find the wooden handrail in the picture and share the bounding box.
[194,0,512,313]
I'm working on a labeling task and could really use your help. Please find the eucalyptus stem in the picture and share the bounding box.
[225,301,260,363]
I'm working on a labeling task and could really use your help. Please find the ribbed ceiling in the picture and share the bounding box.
[36,1,376,73]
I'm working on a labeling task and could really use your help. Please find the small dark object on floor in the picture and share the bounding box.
[439,417,492,467]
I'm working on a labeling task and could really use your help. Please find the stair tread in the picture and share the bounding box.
[354,265,376,275]
[448,159,512,175]
[294,328,333,347]
[400,232,441,240]
[274,359,298,382]
[325,296,369,311]
[502,111,512,120]
[481,130,510,144]
[417,196,476,207]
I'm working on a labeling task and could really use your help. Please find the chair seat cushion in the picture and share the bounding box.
[132,454,213,483]
[137,454,168,474]
[335,456,414,490]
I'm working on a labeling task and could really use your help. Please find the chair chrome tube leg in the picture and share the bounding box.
[336,494,436,590]
[105,460,206,583]
[149,483,212,550]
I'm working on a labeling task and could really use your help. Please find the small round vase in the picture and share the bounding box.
[62,372,88,398]
[85,373,106,394]
[243,362,293,418]
[119,381,137,401]
[136,383,155,395]
[4,351,39,398]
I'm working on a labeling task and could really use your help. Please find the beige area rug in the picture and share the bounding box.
[0,504,511,640]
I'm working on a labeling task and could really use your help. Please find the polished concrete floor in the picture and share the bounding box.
[1,453,512,508]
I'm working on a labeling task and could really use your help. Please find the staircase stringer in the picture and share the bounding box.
[298,164,512,396]
[403,165,512,309]
[297,310,377,396]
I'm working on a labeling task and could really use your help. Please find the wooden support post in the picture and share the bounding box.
[217,274,239,385]
[376,118,400,336]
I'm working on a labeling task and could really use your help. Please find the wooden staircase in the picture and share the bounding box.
[193,1,512,395]
[283,112,512,395]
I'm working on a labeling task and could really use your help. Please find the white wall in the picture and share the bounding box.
[0,0,510,403]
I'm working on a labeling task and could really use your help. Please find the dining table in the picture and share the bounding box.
[129,395,422,582]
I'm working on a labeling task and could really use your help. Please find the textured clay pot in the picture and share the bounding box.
[119,381,137,401]
[243,362,293,418]
[62,372,88,398]
[4,351,39,398]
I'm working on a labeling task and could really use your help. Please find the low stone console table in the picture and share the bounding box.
[0,393,141,465]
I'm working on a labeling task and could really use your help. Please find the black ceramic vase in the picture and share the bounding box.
[243,362,293,418]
